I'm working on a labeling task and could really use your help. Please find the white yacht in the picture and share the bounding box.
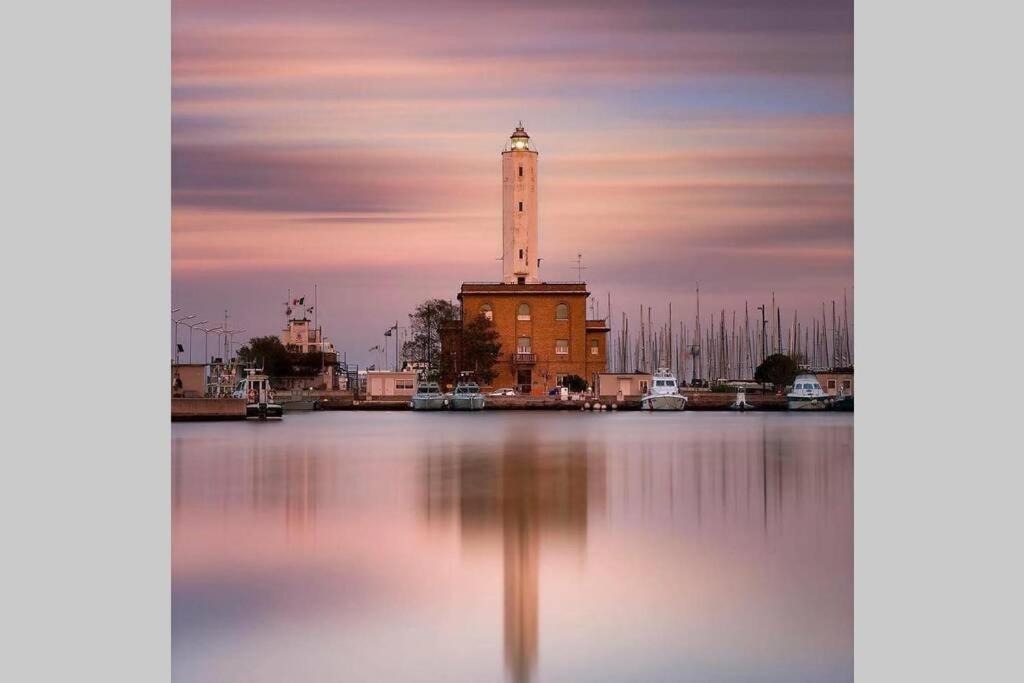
[450,382,485,411]
[410,381,446,410]
[640,369,688,411]
[786,374,832,411]
[232,368,283,419]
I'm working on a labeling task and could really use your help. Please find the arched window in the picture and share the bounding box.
[517,303,531,321]
[590,339,599,355]
[479,303,493,321]
[555,303,569,320]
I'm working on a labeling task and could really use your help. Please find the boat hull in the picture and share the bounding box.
[246,403,284,419]
[787,397,831,411]
[411,396,447,410]
[450,396,485,411]
[832,397,854,412]
[641,394,688,411]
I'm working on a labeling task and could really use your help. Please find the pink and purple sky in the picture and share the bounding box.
[172,0,852,364]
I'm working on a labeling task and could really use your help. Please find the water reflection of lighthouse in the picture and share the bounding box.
[421,426,605,683]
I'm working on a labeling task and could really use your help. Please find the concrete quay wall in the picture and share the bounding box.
[171,398,246,421]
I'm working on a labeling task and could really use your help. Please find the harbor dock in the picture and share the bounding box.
[171,398,246,421]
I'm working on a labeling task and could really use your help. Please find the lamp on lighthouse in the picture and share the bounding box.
[506,122,534,152]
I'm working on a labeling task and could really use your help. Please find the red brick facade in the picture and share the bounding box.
[446,282,609,395]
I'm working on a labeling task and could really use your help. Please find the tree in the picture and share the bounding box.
[560,374,588,393]
[237,336,292,377]
[461,313,502,385]
[402,299,459,379]
[754,353,798,389]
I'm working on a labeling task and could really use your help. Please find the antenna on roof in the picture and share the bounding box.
[573,253,588,283]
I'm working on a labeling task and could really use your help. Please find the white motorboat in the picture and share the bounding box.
[232,369,283,419]
[787,374,832,411]
[450,383,486,411]
[730,387,755,411]
[411,381,447,410]
[640,369,688,411]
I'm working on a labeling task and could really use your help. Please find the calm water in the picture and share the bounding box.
[173,412,852,683]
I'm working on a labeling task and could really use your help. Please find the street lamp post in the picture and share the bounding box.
[223,329,245,363]
[183,320,208,363]
[172,314,196,363]
[198,325,223,364]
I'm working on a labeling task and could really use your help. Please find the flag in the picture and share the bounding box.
[299,297,305,305]
[384,329,392,337]
[286,306,292,316]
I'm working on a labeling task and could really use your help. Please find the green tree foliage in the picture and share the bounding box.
[560,374,588,393]
[754,353,798,388]
[236,338,327,378]
[237,336,293,377]
[402,299,459,379]
[461,313,502,385]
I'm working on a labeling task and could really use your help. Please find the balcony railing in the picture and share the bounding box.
[513,353,536,364]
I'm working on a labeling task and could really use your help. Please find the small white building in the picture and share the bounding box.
[365,371,418,399]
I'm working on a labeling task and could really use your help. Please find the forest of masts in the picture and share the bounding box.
[600,289,853,382]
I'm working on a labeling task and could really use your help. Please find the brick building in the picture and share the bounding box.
[441,125,609,394]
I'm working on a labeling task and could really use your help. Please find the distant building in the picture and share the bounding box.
[365,371,417,399]
[596,372,653,400]
[441,124,609,394]
[281,315,335,356]
[816,368,854,397]
[171,363,207,398]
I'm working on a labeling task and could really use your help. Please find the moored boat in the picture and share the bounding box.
[730,387,755,411]
[232,369,284,419]
[411,381,447,410]
[640,369,688,411]
[832,388,854,412]
[786,374,832,411]
[450,383,485,411]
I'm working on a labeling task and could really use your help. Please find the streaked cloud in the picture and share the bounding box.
[172,0,853,362]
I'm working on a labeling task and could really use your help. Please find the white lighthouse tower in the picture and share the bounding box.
[502,123,539,284]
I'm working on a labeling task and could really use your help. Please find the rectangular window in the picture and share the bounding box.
[590,340,599,355]
[517,337,532,354]
[828,379,836,389]
[519,166,523,177]
[842,380,851,390]
[555,339,569,355]
[518,201,523,211]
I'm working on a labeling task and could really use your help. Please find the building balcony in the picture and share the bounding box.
[513,353,536,364]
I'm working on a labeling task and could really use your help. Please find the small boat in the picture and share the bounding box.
[787,374,832,411]
[832,388,854,412]
[730,387,755,411]
[410,381,447,410]
[232,369,283,419]
[449,382,485,411]
[640,368,688,411]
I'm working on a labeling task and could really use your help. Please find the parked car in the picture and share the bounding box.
[488,387,517,397]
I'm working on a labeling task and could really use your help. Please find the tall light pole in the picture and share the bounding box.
[223,329,245,363]
[198,325,222,363]
[183,320,208,363]
[172,314,196,363]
